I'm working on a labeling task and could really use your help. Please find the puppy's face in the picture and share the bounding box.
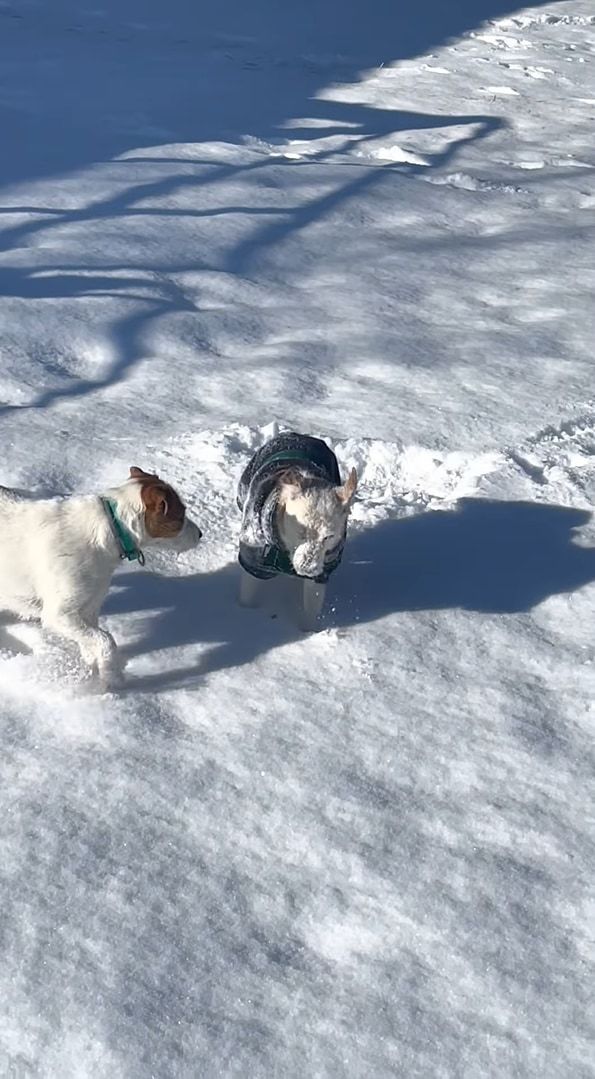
[129,466,202,551]
[279,468,357,578]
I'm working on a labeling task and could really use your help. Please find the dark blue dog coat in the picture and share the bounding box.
[237,432,345,583]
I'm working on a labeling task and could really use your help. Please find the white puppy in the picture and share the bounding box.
[237,433,357,630]
[0,466,201,687]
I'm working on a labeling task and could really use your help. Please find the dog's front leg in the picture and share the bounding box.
[42,607,122,688]
[238,568,263,608]
[300,579,326,632]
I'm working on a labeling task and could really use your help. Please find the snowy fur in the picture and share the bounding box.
[278,470,357,580]
[0,476,201,687]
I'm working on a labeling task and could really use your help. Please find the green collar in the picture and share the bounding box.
[101,497,145,565]
[263,449,316,470]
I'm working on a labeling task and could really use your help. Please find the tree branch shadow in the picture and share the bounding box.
[0,0,562,415]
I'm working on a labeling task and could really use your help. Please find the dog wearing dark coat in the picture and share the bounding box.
[237,432,357,630]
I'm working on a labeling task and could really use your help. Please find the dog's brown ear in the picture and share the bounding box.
[140,481,188,538]
[141,483,169,517]
[129,466,158,481]
[278,468,304,501]
[336,467,358,505]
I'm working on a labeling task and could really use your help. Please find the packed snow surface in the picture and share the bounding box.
[0,0,594,1075]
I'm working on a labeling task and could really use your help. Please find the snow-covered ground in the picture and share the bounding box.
[1,1,594,1075]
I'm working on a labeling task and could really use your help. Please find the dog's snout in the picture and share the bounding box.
[174,517,202,552]
[187,519,202,544]
[292,542,324,579]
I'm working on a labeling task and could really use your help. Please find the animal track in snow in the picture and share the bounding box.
[422,171,527,194]
[479,85,520,96]
[497,13,595,30]
[526,412,595,455]
[514,160,545,169]
[471,32,533,51]
[498,62,553,79]
[505,409,595,503]
[420,64,451,74]
[355,145,431,167]
[509,156,593,171]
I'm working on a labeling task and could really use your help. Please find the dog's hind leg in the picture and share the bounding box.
[238,567,262,608]
[300,579,326,632]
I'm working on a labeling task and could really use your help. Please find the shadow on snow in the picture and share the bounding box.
[103,498,595,690]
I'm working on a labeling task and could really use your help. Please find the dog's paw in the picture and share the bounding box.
[297,614,324,634]
[238,592,262,609]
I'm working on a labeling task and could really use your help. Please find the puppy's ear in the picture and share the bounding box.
[336,467,358,505]
[130,466,158,481]
[141,483,169,517]
[141,481,186,537]
[278,468,304,502]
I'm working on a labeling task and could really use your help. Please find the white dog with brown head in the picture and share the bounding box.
[237,433,357,629]
[0,466,202,688]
